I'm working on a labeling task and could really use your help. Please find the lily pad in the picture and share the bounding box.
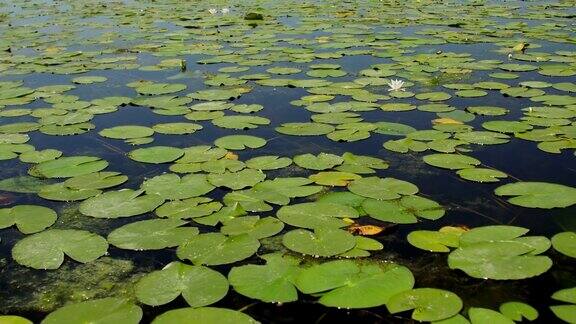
[214,135,266,150]
[296,260,414,308]
[277,202,359,229]
[128,146,184,164]
[293,153,343,170]
[79,189,164,218]
[136,261,228,307]
[282,228,355,257]
[152,307,257,324]
[387,288,463,322]
[177,233,260,266]
[42,298,141,324]
[552,232,576,258]
[31,156,108,178]
[348,177,418,200]
[495,182,576,209]
[228,253,301,303]
[0,205,57,234]
[108,219,198,250]
[12,229,108,269]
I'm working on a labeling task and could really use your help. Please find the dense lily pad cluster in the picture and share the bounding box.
[0,0,575,323]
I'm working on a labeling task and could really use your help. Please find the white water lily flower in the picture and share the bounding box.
[221,8,230,14]
[208,8,218,15]
[387,79,406,92]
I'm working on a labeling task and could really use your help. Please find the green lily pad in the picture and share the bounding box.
[275,122,335,136]
[495,182,576,208]
[42,298,141,324]
[142,174,214,200]
[552,232,576,258]
[228,253,301,303]
[12,229,108,269]
[108,219,198,250]
[499,302,539,321]
[64,172,128,190]
[152,307,257,324]
[156,198,222,219]
[468,308,514,324]
[177,233,260,266]
[128,146,184,164]
[448,238,552,280]
[348,177,418,200]
[407,227,464,252]
[152,123,202,135]
[551,287,576,324]
[207,169,265,190]
[362,195,445,224]
[293,153,343,170]
[277,202,359,229]
[135,261,228,307]
[245,156,292,170]
[31,156,109,178]
[309,171,361,186]
[296,260,414,308]
[282,228,355,257]
[99,126,154,139]
[423,154,481,170]
[221,216,284,239]
[79,189,164,218]
[456,168,508,183]
[0,205,57,234]
[214,135,266,150]
[212,115,270,130]
[387,288,463,322]
[19,149,62,163]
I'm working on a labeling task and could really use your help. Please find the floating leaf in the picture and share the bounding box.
[277,202,359,229]
[79,189,164,218]
[552,232,576,258]
[99,126,154,139]
[177,233,260,266]
[42,298,141,324]
[423,154,481,170]
[275,122,335,136]
[363,195,445,224]
[108,219,198,250]
[31,156,108,178]
[214,135,266,150]
[0,205,57,234]
[495,182,576,209]
[12,229,108,269]
[142,174,214,200]
[293,153,343,170]
[457,168,507,183]
[229,253,301,303]
[136,261,228,307]
[128,146,184,164]
[282,228,355,257]
[296,260,414,308]
[499,302,539,321]
[207,169,265,190]
[407,227,465,252]
[64,172,128,190]
[448,226,552,280]
[152,307,258,324]
[348,177,418,200]
[245,156,292,170]
[468,308,514,324]
[309,171,361,186]
[387,288,463,322]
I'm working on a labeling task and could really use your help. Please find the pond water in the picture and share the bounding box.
[0,0,575,323]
